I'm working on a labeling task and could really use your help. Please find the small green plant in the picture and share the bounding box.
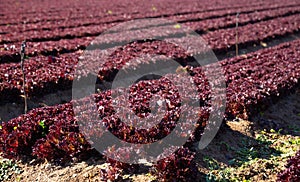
[205,129,299,181]
[38,120,47,137]
[256,133,273,145]
[0,159,23,181]
[204,156,220,170]
[38,120,46,129]
[288,138,300,145]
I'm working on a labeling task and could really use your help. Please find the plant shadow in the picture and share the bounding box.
[252,87,300,136]
[194,122,282,169]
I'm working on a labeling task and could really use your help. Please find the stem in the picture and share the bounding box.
[20,41,27,114]
[235,12,239,57]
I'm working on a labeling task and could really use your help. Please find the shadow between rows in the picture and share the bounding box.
[195,122,282,169]
[251,87,300,137]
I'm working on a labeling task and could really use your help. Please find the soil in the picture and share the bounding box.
[195,87,300,181]
[0,89,72,122]
[1,87,298,181]
[1,32,300,123]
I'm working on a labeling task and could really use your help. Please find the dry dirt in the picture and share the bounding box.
[2,88,300,182]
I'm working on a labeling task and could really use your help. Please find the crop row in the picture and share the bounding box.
[0,22,114,44]
[202,13,300,50]
[0,0,253,25]
[0,52,79,102]
[0,0,270,16]
[1,13,300,64]
[2,2,299,35]
[1,32,300,104]
[84,12,300,48]
[0,38,299,163]
[0,0,288,26]
[0,40,192,102]
[0,37,94,63]
[182,6,300,32]
[1,6,300,45]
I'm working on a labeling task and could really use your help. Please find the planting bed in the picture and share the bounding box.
[0,38,299,180]
[2,4,300,35]
[2,3,300,44]
[1,0,296,26]
[1,11,300,64]
[0,0,300,181]
[1,37,300,106]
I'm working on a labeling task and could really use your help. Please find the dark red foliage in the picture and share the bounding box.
[0,38,300,162]
[1,0,296,33]
[0,103,92,161]
[151,147,198,181]
[32,119,91,161]
[2,3,300,63]
[99,164,123,182]
[0,107,57,158]
[1,3,298,40]
[1,37,300,115]
[1,0,300,180]
[0,53,78,102]
[2,7,299,45]
[106,157,140,174]
[277,150,300,182]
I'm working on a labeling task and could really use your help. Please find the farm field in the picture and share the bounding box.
[0,0,299,181]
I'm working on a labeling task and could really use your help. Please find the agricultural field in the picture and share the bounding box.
[0,0,299,181]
